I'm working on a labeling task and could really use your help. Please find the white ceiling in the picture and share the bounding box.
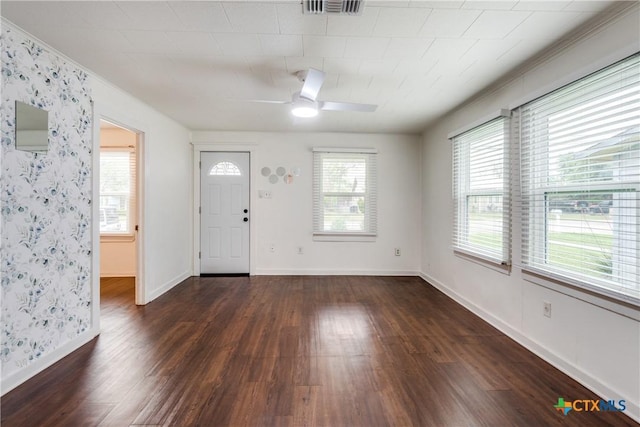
[1,1,628,134]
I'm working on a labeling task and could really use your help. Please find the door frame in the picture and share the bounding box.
[192,143,257,276]
[92,102,148,332]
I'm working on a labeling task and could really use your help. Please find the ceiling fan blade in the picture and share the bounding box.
[247,99,290,105]
[320,101,377,112]
[299,68,325,101]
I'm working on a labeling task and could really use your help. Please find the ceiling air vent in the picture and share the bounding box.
[303,0,364,15]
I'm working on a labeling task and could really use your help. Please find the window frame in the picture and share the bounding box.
[450,112,512,268]
[209,161,242,176]
[448,54,639,307]
[518,53,639,306]
[99,146,136,241]
[312,147,378,242]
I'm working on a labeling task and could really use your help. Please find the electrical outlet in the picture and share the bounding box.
[259,190,272,199]
[543,301,552,318]
[394,248,401,256]
[269,244,275,253]
[297,246,304,255]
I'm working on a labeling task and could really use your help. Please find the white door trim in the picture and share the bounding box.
[93,102,148,311]
[192,142,258,276]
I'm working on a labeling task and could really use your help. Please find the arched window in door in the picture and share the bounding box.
[209,161,242,176]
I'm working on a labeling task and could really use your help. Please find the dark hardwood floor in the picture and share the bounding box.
[1,276,636,426]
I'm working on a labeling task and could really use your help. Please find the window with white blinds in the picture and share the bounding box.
[519,53,639,304]
[313,148,377,240]
[100,147,136,236]
[452,115,511,264]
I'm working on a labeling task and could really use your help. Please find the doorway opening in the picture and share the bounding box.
[99,120,141,305]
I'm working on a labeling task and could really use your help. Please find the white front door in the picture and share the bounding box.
[200,152,250,274]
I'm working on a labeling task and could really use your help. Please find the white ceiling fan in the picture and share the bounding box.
[254,68,377,118]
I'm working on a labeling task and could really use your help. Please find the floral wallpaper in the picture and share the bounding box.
[1,27,93,379]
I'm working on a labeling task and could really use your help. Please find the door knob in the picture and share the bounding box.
[243,217,248,222]
[244,209,248,213]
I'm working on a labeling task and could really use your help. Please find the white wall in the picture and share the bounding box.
[100,241,136,277]
[192,131,421,276]
[421,5,640,422]
[92,79,192,303]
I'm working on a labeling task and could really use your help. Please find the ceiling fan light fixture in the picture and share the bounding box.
[291,105,318,118]
[291,94,319,118]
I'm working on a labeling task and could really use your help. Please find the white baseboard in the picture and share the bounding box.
[146,270,191,303]
[100,272,136,278]
[418,271,640,424]
[0,329,98,396]
[254,268,420,276]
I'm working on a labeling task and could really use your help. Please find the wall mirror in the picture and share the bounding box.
[15,101,49,153]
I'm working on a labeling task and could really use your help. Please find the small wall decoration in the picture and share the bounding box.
[261,166,300,184]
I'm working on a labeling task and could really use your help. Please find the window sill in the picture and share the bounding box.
[313,233,376,242]
[454,249,511,275]
[522,269,639,320]
[100,234,135,243]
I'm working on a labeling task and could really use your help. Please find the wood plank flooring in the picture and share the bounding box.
[1,276,636,426]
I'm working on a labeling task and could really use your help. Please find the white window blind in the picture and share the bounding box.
[100,147,136,235]
[313,148,377,239]
[452,115,511,264]
[519,53,639,304]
